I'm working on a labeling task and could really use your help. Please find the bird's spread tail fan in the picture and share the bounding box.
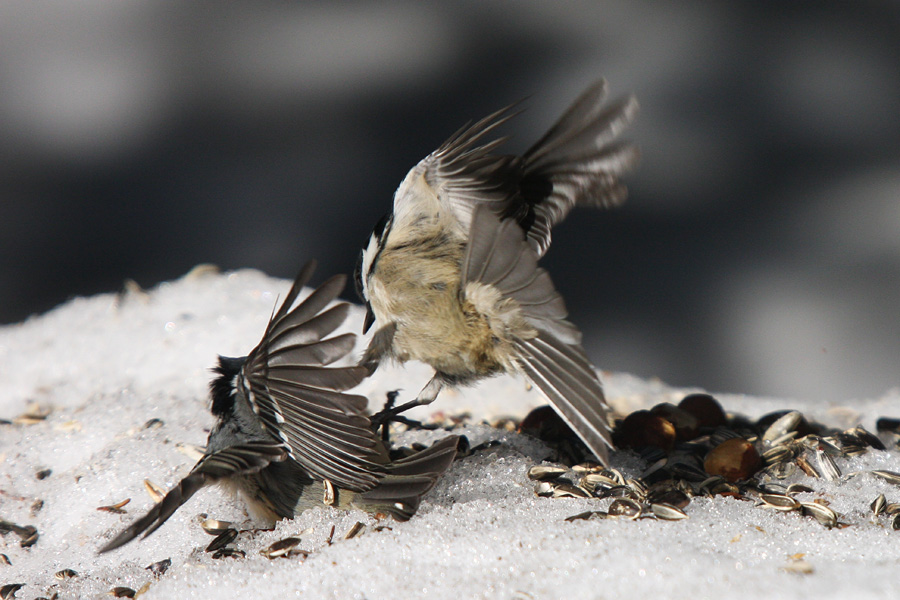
[353,435,462,520]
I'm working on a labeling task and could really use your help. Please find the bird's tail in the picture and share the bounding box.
[352,435,462,520]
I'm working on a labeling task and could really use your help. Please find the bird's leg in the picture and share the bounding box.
[371,377,445,442]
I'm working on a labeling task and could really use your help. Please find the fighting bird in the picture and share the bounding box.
[356,80,638,465]
[100,261,460,553]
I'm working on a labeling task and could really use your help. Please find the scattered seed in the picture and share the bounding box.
[762,411,802,444]
[175,443,206,461]
[650,503,689,521]
[814,448,842,481]
[552,483,590,498]
[35,469,52,480]
[760,493,800,512]
[323,479,336,506]
[344,522,366,540]
[871,494,887,516]
[786,483,814,495]
[800,502,838,529]
[0,554,9,566]
[143,480,166,503]
[0,583,25,599]
[205,528,238,552]
[886,503,900,516]
[200,519,233,535]
[565,510,607,522]
[260,537,302,559]
[893,514,900,531]
[145,558,171,577]
[527,465,567,481]
[54,569,78,580]
[871,470,900,485]
[211,547,245,559]
[607,498,642,520]
[98,498,131,514]
[111,587,136,598]
[143,418,164,430]
[30,499,44,516]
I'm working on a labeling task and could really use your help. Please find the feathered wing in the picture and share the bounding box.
[461,207,612,464]
[404,80,637,256]
[240,262,391,492]
[98,441,287,553]
[521,80,639,257]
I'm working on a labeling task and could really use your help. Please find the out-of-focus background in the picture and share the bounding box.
[1,2,898,403]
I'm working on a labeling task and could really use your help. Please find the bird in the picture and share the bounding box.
[356,80,638,466]
[100,261,461,553]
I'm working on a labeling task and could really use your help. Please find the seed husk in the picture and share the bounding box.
[813,449,842,481]
[143,479,166,503]
[871,494,887,516]
[323,479,336,506]
[885,503,900,516]
[564,510,607,522]
[800,502,838,528]
[205,528,238,552]
[786,483,815,495]
[261,537,302,559]
[650,503,689,520]
[97,498,131,514]
[893,514,900,531]
[760,493,800,512]
[345,522,366,540]
[527,465,567,481]
[145,558,171,577]
[552,483,590,498]
[54,569,77,580]
[111,587,136,598]
[0,583,25,600]
[762,411,802,444]
[0,554,9,565]
[211,547,245,559]
[200,519,234,535]
[607,498,642,519]
[871,470,900,485]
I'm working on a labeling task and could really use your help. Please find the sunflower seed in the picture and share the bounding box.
[650,503,689,520]
[0,554,9,566]
[111,587,136,598]
[763,411,802,444]
[212,547,245,559]
[564,510,607,522]
[0,583,25,600]
[145,558,171,577]
[786,483,815,495]
[885,503,900,516]
[344,522,366,540]
[323,479,336,506]
[143,479,166,503]
[205,528,238,552]
[552,483,590,498]
[607,498,642,519]
[893,514,900,531]
[200,519,234,535]
[260,537,302,559]
[800,502,838,528]
[760,493,800,512]
[871,494,887,516]
[97,498,130,513]
[527,465,567,481]
[872,470,900,485]
[54,569,78,580]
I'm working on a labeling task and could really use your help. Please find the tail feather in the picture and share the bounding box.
[354,435,461,520]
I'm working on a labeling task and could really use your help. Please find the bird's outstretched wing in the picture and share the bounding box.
[99,441,287,553]
[239,261,390,492]
[401,80,637,257]
[460,207,612,464]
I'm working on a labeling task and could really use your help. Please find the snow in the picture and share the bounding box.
[1,268,899,599]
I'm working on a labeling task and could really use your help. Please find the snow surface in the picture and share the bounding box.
[1,268,899,599]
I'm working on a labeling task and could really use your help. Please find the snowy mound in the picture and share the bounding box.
[1,268,899,599]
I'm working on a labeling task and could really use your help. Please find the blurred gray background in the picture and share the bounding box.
[1,2,898,403]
